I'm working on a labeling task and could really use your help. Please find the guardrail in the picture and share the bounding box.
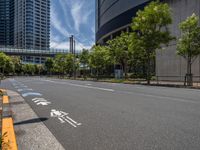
[0,89,18,150]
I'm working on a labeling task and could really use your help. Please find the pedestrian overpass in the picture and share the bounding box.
[0,47,69,57]
[0,47,69,64]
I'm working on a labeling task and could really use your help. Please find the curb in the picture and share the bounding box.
[1,89,18,150]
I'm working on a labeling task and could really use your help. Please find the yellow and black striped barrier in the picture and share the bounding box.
[1,89,18,150]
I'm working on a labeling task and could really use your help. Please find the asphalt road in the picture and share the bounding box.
[1,77,200,150]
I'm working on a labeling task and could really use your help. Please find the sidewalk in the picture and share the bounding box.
[7,90,64,150]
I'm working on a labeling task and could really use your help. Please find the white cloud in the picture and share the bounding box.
[51,4,70,37]
[50,0,95,51]
[70,1,84,32]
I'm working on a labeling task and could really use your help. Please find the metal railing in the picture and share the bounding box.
[155,75,200,87]
[0,47,70,55]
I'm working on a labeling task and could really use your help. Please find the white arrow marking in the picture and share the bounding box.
[34,99,47,103]
[36,101,51,105]
[32,98,47,102]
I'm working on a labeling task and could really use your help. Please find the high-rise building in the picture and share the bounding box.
[14,0,50,50]
[0,0,14,47]
[0,0,50,50]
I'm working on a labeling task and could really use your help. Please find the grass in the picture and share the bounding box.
[0,132,11,150]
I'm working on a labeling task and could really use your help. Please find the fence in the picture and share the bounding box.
[155,76,200,87]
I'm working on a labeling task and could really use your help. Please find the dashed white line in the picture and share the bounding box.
[43,79,115,92]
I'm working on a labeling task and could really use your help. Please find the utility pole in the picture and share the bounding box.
[69,35,76,79]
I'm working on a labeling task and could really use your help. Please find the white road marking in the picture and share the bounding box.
[32,98,51,106]
[15,85,28,89]
[43,79,114,92]
[68,83,115,92]
[50,109,81,128]
[18,88,33,92]
[121,91,199,104]
[22,92,42,97]
[36,101,51,106]
[32,97,47,102]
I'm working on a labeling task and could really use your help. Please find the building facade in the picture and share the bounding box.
[96,0,150,44]
[14,0,50,50]
[96,0,200,81]
[156,0,200,81]
[0,0,14,47]
[0,0,50,50]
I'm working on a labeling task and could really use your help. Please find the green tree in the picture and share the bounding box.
[177,13,200,86]
[11,56,22,75]
[22,64,36,75]
[45,58,54,75]
[79,49,89,79]
[64,53,74,76]
[129,33,147,78]
[53,54,74,77]
[131,1,174,84]
[89,45,111,79]
[107,32,131,79]
[35,64,45,75]
[0,52,14,75]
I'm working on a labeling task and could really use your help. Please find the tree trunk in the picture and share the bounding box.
[146,52,151,85]
[83,64,86,80]
[124,63,128,79]
[186,56,193,86]
[96,69,99,80]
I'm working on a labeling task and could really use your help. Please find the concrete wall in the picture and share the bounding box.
[156,0,200,81]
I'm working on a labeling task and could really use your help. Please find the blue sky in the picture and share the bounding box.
[50,0,95,51]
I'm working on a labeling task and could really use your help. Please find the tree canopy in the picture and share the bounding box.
[131,1,174,84]
[177,13,200,86]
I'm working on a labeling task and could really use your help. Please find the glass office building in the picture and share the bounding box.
[14,0,50,50]
[0,0,50,50]
[0,0,14,47]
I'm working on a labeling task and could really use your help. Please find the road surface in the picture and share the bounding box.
[1,77,200,150]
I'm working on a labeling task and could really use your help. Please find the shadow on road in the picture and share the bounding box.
[14,117,48,126]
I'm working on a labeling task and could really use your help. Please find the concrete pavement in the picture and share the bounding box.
[1,77,200,150]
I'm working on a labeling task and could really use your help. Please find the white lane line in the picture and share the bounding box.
[43,79,114,92]
[68,83,115,92]
[121,91,199,104]
[86,84,92,86]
